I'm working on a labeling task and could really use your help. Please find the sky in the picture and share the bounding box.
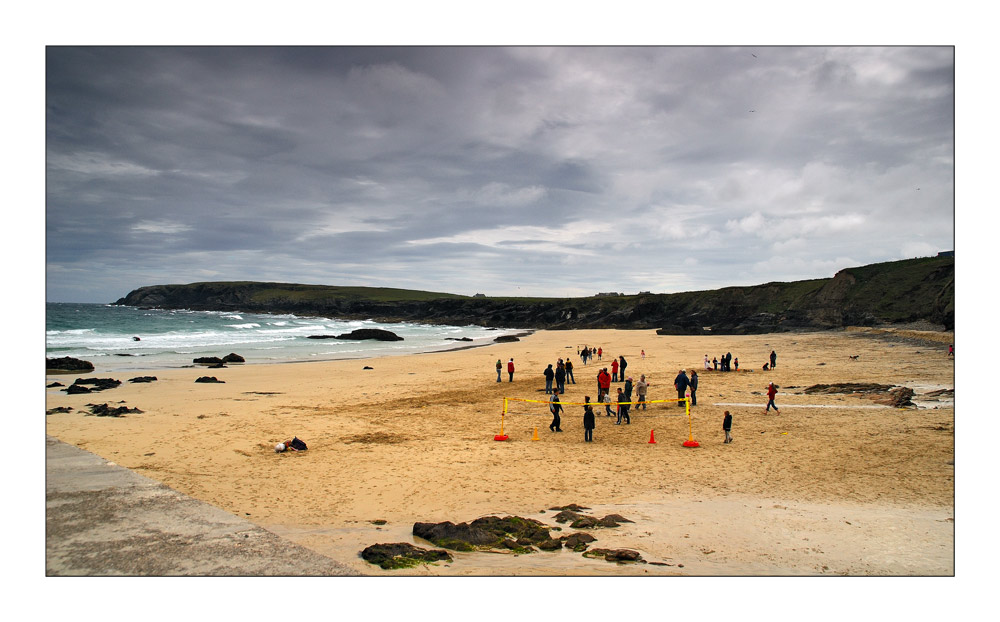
[44,44,955,303]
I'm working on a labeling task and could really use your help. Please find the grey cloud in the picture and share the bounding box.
[46,46,954,303]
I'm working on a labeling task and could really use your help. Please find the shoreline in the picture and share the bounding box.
[45,327,954,575]
[47,329,538,375]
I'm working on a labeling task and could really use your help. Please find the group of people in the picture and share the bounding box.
[672,369,698,406]
[706,352,737,372]
[498,345,782,444]
[578,345,603,365]
[542,358,576,394]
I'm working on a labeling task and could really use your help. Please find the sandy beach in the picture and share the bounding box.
[44,327,954,576]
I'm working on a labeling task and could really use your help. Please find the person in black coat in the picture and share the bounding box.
[549,391,564,432]
[583,396,595,442]
[543,364,555,394]
[723,410,733,443]
[689,371,699,406]
[618,355,627,381]
[673,369,690,407]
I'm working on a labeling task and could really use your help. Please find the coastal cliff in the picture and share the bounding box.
[113,256,954,333]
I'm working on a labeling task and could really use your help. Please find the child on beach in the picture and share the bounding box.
[604,392,613,417]
[723,411,733,443]
[583,396,595,442]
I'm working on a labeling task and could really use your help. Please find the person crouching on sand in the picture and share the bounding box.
[583,396,595,442]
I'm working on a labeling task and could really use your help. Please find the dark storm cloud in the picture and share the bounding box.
[46,46,954,302]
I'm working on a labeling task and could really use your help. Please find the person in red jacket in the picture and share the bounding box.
[611,357,619,382]
[507,358,515,382]
[765,381,779,413]
[597,368,611,402]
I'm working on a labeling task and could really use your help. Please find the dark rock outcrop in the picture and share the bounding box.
[128,376,158,383]
[804,383,896,394]
[360,542,452,569]
[195,376,224,383]
[46,357,94,372]
[335,329,403,341]
[64,378,121,393]
[222,353,245,363]
[193,356,225,365]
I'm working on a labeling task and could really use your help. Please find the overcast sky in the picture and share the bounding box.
[45,45,954,303]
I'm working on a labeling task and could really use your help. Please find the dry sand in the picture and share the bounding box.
[44,327,955,576]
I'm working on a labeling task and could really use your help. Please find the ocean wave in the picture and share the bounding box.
[226,323,261,329]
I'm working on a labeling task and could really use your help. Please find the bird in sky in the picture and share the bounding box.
[752,53,758,58]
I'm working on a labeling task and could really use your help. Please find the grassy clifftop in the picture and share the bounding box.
[114,255,954,332]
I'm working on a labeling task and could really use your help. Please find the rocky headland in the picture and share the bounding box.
[112,256,954,334]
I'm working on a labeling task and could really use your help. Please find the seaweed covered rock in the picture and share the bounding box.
[562,532,597,552]
[360,542,452,570]
[582,548,645,563]
[128,376,158,383]
[195,376,225,383]
[222,353,245,363]
[413,516,556,552]
[88,403,143,417]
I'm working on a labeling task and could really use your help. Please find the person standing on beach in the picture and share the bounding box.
[555,362,567,394]
[597,367,611,402]
[674,369,690,407]
[597,347,603,361]
[565,358,575,384]
[704,354,711,370]
[507,358,515,382]
[713,356,718,371]
[604,391,614,417]
[549,390,564,432]
[723,410,733,443]
[734,358,739,372]
[583,397,595,442]
[496,359,502,383]
[618,355,627,382]
[616,386,631,425]
[611,357,619,382]
[641,349,645,360]
[543,364,555,394]
[766,382,779,414]
[770,350,777,369]
[636,375,648,410]
[689,371,699,406]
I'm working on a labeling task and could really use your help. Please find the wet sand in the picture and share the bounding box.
[44,327,955,576]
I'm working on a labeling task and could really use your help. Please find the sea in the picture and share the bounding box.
[46,303,521,372]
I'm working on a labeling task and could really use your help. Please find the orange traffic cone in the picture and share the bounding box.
[648,430,656,444]
[531,427,539,441]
